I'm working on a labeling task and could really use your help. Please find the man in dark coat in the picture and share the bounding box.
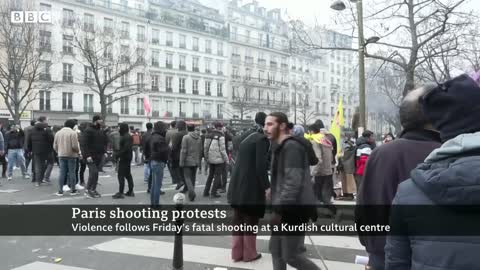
[227,112,269,263]
[355,85,441,270]
[385,74,480,270]
[23,120,35,176]
[112,123,134,199]
[27,116,54,187]
[169,120,187,190]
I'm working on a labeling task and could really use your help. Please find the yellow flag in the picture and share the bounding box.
[329,97,344,155]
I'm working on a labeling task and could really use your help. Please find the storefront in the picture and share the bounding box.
[0,110,33,128]
[32,111,119,127]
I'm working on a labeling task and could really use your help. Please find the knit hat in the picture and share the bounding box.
[292,125,305,137]
[92,115,102,122]
[420,74,480,141]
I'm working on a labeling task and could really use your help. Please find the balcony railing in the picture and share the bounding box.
[231,75,241,80]
[179,65,186,70]
[179,43,186,49]
[152,61,159,67]
[193,46,199,51]
[245,56,254,65]
[152,111,160,117]
[179,88,186,94]
[270,61,278,69]
[120,31,129,39]
[39,74,51,81]
[152,86,159,91]
[206,48,212,54]
[205,69,211,74]
[166,63,173,69]
[179,112,186,118]
[193,67,199,72]
[165,111,172,117]
[192,112,199,118]
[63,76,73,83]
[166,87,172,92]
[281,63,288,69]
[152,38,159,44]
[258,59,266,66]
[217,71,223,75]
[39,43,51,51]
[192,90,199,95]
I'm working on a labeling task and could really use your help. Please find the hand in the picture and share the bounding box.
[265,188,271,201]
[86,157,93,163]
[271,212,282,225]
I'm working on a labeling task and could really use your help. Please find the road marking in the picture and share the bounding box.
[0,189,20,193]
[21,185,206,205]
[11,261,94,270]
[257,235,365,251]
[89,237,362,270]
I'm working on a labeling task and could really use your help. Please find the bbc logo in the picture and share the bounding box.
[11,11,52,24]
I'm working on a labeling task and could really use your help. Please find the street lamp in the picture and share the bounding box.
[330,0,379,133]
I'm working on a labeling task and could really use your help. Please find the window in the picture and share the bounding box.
[104,68,112,83]
[165,100,173,116]
[179,35,186,48]
[315,86,320,98]
[258,33,263,46]
[137,25,145,42]
[179,101,186,117]
[63,63,73,82]
[179,55,186,70]
[62,92,73,111]
[217,60,224,75]
[192,103,199,118]
[204,103,212,118]
[322,72,326,83]
[121,22,129,38]
[205,81,211,96]
[152,99,160,117]
[258,70,264,82]
[62,9,74,27]
[137,98,145,115]
[166,76,173,92]
[217,104,223,119]
[84,13,94,32]
[40,3,51,11]
[179,78,186,93]
[84,65,93,83]
[104,18,113,33]
[166,53,173,68]
[322,87,326,97]
[192,80,199,94]
[245,68,251,80]
[193,37,199,51]
[121,45,129,62]
[192,57,199,72]
[152,29,160,44]
[83,94,93,112]
[104,42,113,59]
[166,32,173,46]
[205,40,212,53]
[39,91,50,111]
[39,31,51,51]
[39,61,51,81]
[231,26,238,40]
[217,83,223,97]
[137,72,144,90]
[151,75,159,91]
[245,30,250,43]
[217,42,223,56]
[151,50,159,67]
[205,59,211,73]
[136,48,145,63]
[106,96,113,114]
[120,73,128,87]
[120,97,129,114]
[63,35,73,54]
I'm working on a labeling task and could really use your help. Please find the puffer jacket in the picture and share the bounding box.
[179,132,202,167]
[306,133,333,176]
[27,122,54,155]
[204,130,228,165]
[385,131,480,270]
[270,136,317,223]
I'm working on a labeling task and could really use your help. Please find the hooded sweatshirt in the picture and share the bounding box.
[385,131,480,270]
[145,122,170,162]
[179,131,202,167]
[116,123,132,162]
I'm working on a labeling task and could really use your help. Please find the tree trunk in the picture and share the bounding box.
[99,92,107,122]
[403,65,416,97]
[13,105,20,126]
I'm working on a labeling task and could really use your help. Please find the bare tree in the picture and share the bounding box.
[71,16,147,120]
[292,0,472,96]
[296,93,316,126]
[0,1,50,125]
[227,81,256,120]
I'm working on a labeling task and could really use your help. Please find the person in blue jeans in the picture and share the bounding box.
[5,126,29,180]
[53,120,80,196]
[143,121,170,207]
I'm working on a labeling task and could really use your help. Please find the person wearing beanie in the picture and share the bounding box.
[227,112,270,263]
[291,124,304,137]
[385,74,480,270]
[355,85,441,270]
[53,119,80,196]
[80,115,107,198]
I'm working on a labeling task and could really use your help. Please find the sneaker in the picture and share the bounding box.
[70,191,78,196]
[112,192,124,199]
[160,190,165,195]
[92,190,101,198]
[86,190,96,198]
[55,192,64,196]
[175,182,185,190]
[62,185,71,192]
[125,191,135,197]
[75,184,85,190]
[35,183,40,187]
[7,176,12,181]
[24,175,30,179]
[210,193,221,199]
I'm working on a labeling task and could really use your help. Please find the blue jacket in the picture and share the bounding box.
[385,132,480,270]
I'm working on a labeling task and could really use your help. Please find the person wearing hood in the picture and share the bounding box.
[385,74,480,270]
[354,130,374,190]
[80,115,107,198]
[227,112,269,263]
[170,120,187,190]
[112,123,134,199]
[355,85,441,270]
[27,116,54,187]
[23,120,35,175]
[179,124,202,201]
[144,121,170,207]
[5,125,29,181]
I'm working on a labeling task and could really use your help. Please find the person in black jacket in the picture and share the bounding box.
[27,116,54,187]
[80,115,107,198]
[227,112,269,262]
[5,125,29,180]
[112,123,134,199]
[169,120,187,190]
[144,121,170,207]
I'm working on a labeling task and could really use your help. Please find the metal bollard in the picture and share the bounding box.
[172,193,185,270]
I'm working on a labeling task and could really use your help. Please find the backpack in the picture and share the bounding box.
[132,133,141,145]
[206,135,222,158]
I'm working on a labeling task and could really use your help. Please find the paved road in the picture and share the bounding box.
[1,164,364,270]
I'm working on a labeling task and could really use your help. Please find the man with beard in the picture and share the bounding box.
[80,115,107,198]
[264,112,319,270]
